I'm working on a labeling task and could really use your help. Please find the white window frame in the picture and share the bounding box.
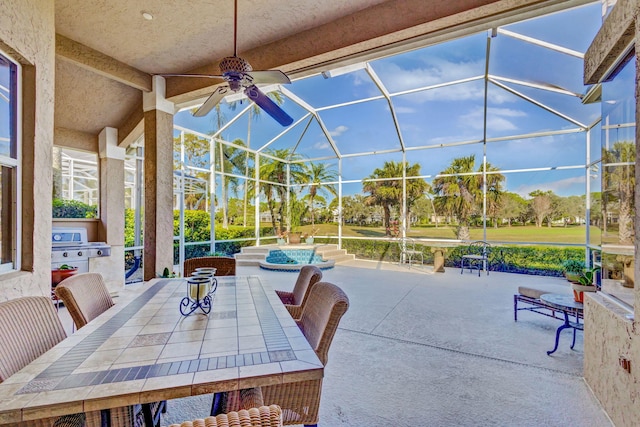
[0,48,21,274]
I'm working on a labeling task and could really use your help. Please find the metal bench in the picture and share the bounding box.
[514,286,582,322]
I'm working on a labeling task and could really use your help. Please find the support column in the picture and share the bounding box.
[97,127,126,293]
[143,76,175,280]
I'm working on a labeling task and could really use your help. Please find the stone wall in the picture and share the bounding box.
[584,294,638,427]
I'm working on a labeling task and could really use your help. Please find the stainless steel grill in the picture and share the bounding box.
[51,227,111,273]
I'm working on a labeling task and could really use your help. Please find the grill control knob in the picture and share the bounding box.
[77,251,83,257]
[97,250,103,256]
[63,252,68,257]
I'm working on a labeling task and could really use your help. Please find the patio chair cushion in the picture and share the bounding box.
[517,286,549,300]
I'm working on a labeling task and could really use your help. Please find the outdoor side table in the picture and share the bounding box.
[539,293,584,355]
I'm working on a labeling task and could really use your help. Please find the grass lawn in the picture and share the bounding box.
[296,223,599,245]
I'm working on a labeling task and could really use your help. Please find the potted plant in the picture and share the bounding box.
[571,266,600,303]
[562,259,584,283]
[288,231,302,244]
[51,264,78,287]
[276,230,288,245]
[304,227,318,244]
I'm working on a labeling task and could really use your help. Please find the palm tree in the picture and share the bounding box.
[304,162,338,231]
[603,140,635,244]
[363,161,403,235]
[432,155,504,240]
[362,161,428,235]
[260,148,306,234]
[204,91,289,228]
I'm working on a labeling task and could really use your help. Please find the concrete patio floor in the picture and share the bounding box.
[59,260,613,426]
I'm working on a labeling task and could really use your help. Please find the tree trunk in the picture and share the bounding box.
[456,224,470,240]
[219,142,228,229]
[383,205,391,235]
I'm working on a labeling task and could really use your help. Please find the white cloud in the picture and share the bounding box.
[514,175,586,198]
[313,141,331,150]
[393,105,417,114]
[460,106,525,132]
[377,58,484,89]
[329,125,348,137]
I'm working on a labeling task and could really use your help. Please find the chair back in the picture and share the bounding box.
[184,256,236,277]
[55,272,114,329]
[298,281,349,366]
[0,296,67,381]
[468,240,490,256]
[291,265,322,306]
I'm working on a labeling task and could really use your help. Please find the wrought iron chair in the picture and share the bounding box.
[275,265,323,319]
[184,256,236,277]
[55,273,166,427]
[398,238,424,268]
[460,241,491,276]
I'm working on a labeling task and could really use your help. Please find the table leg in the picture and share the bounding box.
[211,392,224,416]
[100,409,111,427]
[547,311,571,356]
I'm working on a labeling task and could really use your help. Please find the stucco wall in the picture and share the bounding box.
[0,1,55,300]
[584,294,639,427]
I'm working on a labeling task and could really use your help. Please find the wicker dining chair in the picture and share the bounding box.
[54,273,166,427]
[55,272,115,329]
[261,282,349,427]
[170,405,283,427]
[0,296,102,427]
[275,265,322,319]
[183,256,236,277]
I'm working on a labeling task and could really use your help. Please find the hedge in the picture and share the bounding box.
[341,239,585,277]
[53,198,97,218]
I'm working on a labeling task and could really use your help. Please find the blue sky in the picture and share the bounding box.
[175,2,608,199]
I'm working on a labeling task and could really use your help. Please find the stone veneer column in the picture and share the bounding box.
[143,76,174,281]
[583,2,640,425]
[96,127,125,293]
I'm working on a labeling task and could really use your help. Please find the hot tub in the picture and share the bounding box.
[260,249,335,271]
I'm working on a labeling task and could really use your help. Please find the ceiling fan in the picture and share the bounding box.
[160,0,293,126]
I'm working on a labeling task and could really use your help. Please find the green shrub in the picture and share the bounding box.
[562,259,585,273]
[53,198,97,218]
[342,239,585,277]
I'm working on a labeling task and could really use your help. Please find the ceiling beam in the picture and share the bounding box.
[584,0,635,84]
[56,34,153,92]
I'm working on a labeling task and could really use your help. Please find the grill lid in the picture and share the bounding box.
[52,227,88,246]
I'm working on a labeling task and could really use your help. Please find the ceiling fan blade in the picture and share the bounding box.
[246,70,291,85]
[158,73,224,79]
[194,86,230,117]
[244,85,293,126]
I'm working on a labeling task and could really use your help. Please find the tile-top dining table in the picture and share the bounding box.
[0,276,323,425]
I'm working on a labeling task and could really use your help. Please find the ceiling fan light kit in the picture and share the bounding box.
[159,0,293,126]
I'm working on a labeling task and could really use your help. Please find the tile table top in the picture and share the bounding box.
[0,276,322,424]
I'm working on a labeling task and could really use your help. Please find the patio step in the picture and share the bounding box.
[235,244,354,266]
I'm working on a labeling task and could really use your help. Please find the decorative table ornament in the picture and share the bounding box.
[180,276,213,316]
[194,267,218,293]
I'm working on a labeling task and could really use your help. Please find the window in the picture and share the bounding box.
[0,52,19,272]
[52,147,98,218]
